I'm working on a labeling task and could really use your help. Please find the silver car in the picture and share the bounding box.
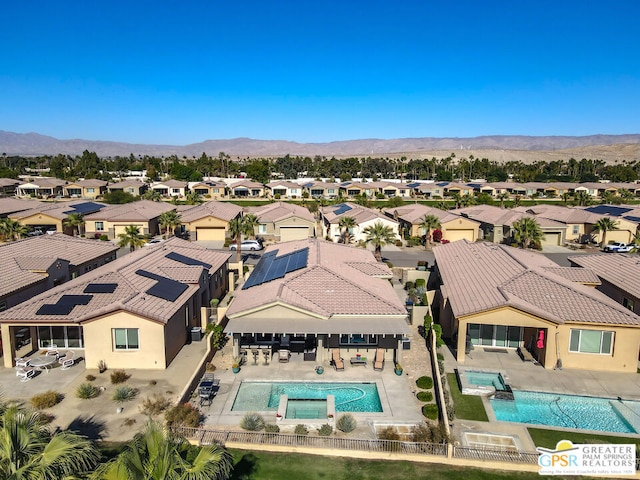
[229,240,263,251]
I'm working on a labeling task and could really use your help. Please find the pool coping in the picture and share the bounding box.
[456,367,510,396]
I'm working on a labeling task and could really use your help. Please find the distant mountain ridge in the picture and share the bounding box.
[1,130,639,158]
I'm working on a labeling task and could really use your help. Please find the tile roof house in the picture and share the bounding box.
[63,179,108,199]
[225,238,409,364]
[0,233,119,313]
[179,201,242,243]
[0,178,21,197]
[247,202,316,242]
[568,254,640,315]
[151,180,188,198]
[16,178,66,198]
[0,237,231,369]
[0,197,44,217]
[106,180,148,197]
[9,200,107,235]
[301,181,341,199]
[265,181,304,199]
[83,200,176,240]
[188,181,228,199]
[383,203,480,243]
[230,180,265,198]
[321,202,400,244]
[433,240,640,372]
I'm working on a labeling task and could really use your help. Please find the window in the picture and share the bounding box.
[128,188,134,193]
[623,297,634,312]
[259,224,267,234]
[569,329,613,354]
[113,328,139,350]
[95,221,104,231]
[339,334,377,345]
[172,188,180,194]
[86,188,94,193]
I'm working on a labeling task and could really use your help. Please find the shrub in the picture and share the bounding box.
[110,369,131,384]
[411,422,449,443]
[31,391,62,409]
[122,418,137,427]
[98,360,107,373]
[384,260,394,269]
[437,353,444,361]
[264,423,280,433]
[318,424,333,436]
[99,234,109,241]
[404,281,414,291]
[85,374,96,382]
[294,424,309,435]
[417,391,433,402]
[336,414,357,433]
[165,403,202,428]
[422,403,439,420]
[209,298,219,308]
[76,383,99,399]
[378,426,400,440]
[394,240,403,247]
[140,394,172,416]
[112,386,137,403]
[416,376,434,389]
[206,324,226,350]
[415,278,426,289]
[240,412,265,431]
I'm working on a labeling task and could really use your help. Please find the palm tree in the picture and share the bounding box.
[600,191,616,205]
[0,218,28,241]
[450,192,462,209]
[63,212,84,236]
[118,225,146,252]
[561,192,571,205]
[185,191,203,205]
[496,192,509,209]
[0,404,100,479]
[363,221,396,262]
[158,210,181,237]
[419,214,441,249]
[338,216,357,244]
[512,217,543,249]
[593,217,619,249]
[459,194,476,208]
[513,194,522,208]
[142,190,162,202]
[574,191,592,207]
[228,214,259,263]
[91,421,232,480]
[242,213,260,240]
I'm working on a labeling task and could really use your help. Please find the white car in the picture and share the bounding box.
[603,242,634,253]
[144,239,163,247]
[229,240,263,251]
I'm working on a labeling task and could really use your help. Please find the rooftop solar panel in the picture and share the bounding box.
[333,204,352,216]
[586,205,633,217]
[406,182,421,188]
[624,216,640,223]
[84,283,118,294]
[58,294,93,305]
[165,252,212,269]
[36,304,74,315]
[63,202,105,215]
[242,248,308,289]
[136,269,188,302]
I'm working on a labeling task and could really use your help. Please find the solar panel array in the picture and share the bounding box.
[84,283,118,294]
[406,182,421,188]
[63,202,105,215]
[242,247,309,290]
[165,252,212,269]
[333,203,352,216]
[586,205,633,217]
[136,269,188,302]
[36,294,93,315]
[302,182,314,188]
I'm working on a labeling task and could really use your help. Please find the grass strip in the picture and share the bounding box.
[446,373,488,422]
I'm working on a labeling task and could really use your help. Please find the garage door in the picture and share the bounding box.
[196,227,226,241]
[280,227,310,242]
[541,232,561,246]
[444,229,474,242]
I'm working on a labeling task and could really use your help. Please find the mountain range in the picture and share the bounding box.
[1,130,639,159]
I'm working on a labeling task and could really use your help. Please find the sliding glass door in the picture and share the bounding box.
[38,326,84,349]
[468,324,522,348]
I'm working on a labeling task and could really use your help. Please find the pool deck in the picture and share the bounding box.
[443,346,640,450]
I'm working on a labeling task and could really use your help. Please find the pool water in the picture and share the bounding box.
[232,381,382,412]
[490,391,640,434]
[465,371,507,390]
[286,399,328,419]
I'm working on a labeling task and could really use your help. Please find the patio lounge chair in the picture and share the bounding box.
[331,349,344,371]
[15,357,31,368]
[373,348,385,371]
[278,349,291,363]
[58,351,75,370]
[16,367,35,382]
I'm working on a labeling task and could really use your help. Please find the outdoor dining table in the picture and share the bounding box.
[29,355,58,373]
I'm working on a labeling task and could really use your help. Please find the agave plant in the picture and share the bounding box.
[336,413,357,433]
[240,412,265,431]
[76,383,99,400]
[112,386,138,403]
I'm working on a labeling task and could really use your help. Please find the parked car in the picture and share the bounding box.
[229,239,263,251]
[144,239,164,247]
[603,242,634,253]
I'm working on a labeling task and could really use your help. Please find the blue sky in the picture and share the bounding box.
[1,1,639,144]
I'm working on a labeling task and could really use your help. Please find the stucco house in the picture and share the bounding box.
[248,202,315,242]
[0,237,231,369]
[106,180,148,197]
[151,180,188,198]
[9,200,107,235]
[64,179,108,199]
[321,202,400,244]
[230,180,265,198]
[0,197,43,218]
[225,239,409,365]
[179,201,242,243]
[266,181,303,199]
[0,178,21,197]
[383,203,480,243]
[433,240,640,373]
[301,181,341,199]
[16,178,66,198]
[188,181,228,199]
[83,200,176,240]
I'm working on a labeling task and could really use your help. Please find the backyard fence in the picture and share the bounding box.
[175,427,545,464]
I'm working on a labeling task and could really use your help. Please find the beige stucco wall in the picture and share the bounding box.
[184,216,229,234]
[82,311,167,370]
[12,213,64,232]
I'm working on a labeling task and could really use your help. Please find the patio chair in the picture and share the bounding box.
[373,348,385,371]
[58,351,75,370]
[16,367,35,382]
[15,357,31,368]
[330,349,344,371]
[278,349,290,363]
[46,347,59,357]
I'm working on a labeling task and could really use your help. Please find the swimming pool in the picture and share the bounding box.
[465,371,507,390]
[231,381,383,413]
[457,368,509,395]
[490,391,640,434]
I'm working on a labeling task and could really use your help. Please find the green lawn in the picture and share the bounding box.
[527,428,640,450]
[446,373,489,422]
[229,449,540,480]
